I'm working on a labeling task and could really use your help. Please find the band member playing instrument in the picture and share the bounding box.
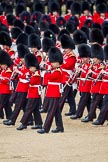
[71,44,92,119]
[37,47,64,134]
[81,43,105,122]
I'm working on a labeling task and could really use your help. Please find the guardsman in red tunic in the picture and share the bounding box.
[81,44,105,122]
[60,34,76,116]
[3,44,32,126]
[28,33,42,64]
[79,1,92,28]
[48,2,60,24]
[71,44,92,119]
[17,54,43,130]
[0,50,13,120]
[39,37,56,113]
[92,45,108,125]
[37,47,64,134]
[64,1,72,22]
[95,3,107,26]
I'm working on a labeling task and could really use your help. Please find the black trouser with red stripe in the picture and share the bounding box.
[87,93,103,120]
[20,98,43,126]
[44,97,64,133]
[76,92,91,118]
[59,84,76,114]
[0,94,12,119]
[97,94,108,124]
[9,92,33,124]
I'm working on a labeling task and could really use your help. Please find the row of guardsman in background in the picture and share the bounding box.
[0,0,108,134]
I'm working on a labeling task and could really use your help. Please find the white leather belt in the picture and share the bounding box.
[48,82,61,85]
[62,69,73,76]
[19,78,29,83]
[29,84,41,87]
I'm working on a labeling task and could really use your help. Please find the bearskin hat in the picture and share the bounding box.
[49,24,60,35]
[6,14,16,26]
[0,31,12,47]
[4,4,13,15]
[84,19,93,28]
[56,16,66,28]
[58,29,70,41]
[13,19,24,30]
[31,11,42,23]
[44,29,56,43]
[91,43,104,61]
[80,26,89,40]
[11,27,22,39]
[42,37,55,53]
[15,3,26,17]
[20,11,31,24]
[39,21,49,32]
[92,23,101,30]
[0,23,9,33]
[96,3,107,14]
[0,5,3,15]
[0,50,13,67]
[33,2,45,14]
[104,45,108,60]
[71,2,82,15]
[95,0,107,5]
[24,25,35,35]
[66,21,77,34]
[89,28,104,45]
[73,30,87,45]
[66,1,73,11]
[24,53,40,69]
[49,2,60,13]
[29,22,40,36]
[16,33,28,46]
[78,43,91,58]
[28,33,41,49]
[17,44,30,58]
[81,1,90,12]
[40,14,51,24]
[102,25,108,38]
[60,34,75,49]
[68,15,79,27]
[48,47,63,65]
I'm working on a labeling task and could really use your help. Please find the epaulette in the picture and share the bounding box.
[68,52,76,58]
[6,68,12,73]
[8,49,14,53]
[98,63,105,70]
[34,71,40,76]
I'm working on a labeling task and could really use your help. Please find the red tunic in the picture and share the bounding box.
[78,63,92,92]
[42,56,52,86]
[27,70,41,98]
[49,13,59,24]
[61,50,76,84]
[34,50,42,64]
[15,64,30,92]
[45,67,62,98]
[99,64,108,94]
[79,15,93,28]
[64,13,72,22]
[0,67,12,94]
[90,63,105,93]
